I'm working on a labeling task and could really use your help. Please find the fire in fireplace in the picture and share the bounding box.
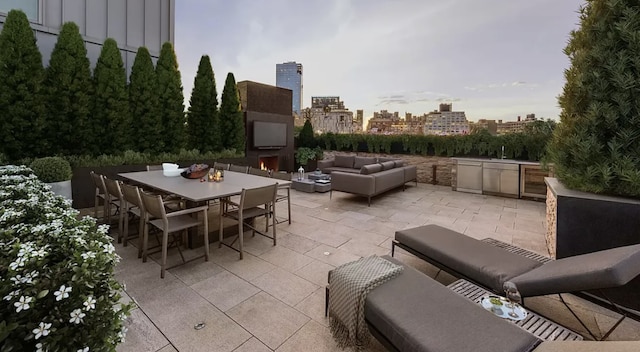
[258,156,279,171]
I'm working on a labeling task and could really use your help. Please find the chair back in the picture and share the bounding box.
[213,162,230,170]
[104,177,123,199]
[121,182,144,210]
[240,184,278,210]
[248,167,270,177]
[146,165,163,171]
[229,164,249,173]
[140,191,167,220]
[270,171,291,181]
[90,171,107,194]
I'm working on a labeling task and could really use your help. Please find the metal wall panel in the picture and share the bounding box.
[36,31,57,66]
[86,0,107,41]
[61,0,85,34]
[126,0,144,49]
[43,0,62,28]
[160,0,170,45]
[86,41,102,69]
[144,0,161,53]
[106,0,126,46]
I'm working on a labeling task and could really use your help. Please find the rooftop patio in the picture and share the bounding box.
[106,183,640,352]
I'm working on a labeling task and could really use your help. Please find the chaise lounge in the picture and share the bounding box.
[391,224,640,339]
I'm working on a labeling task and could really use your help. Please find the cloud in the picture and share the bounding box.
[464,81,539,92]
[377,99,409,105]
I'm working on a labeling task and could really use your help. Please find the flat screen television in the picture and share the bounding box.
[253,121,287,149]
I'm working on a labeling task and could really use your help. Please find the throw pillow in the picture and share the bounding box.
[380,161,396,170]
[354,157,376,169]
[334,155,355,168]
[361,163,383,175]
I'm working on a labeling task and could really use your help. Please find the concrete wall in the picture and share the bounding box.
[0,0,175,73]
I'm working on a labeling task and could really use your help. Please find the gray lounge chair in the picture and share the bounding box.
[392,224,640,340]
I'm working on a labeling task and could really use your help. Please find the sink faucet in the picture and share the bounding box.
[501,145,505,159]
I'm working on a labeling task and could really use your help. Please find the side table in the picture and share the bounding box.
[292,178,315,193]
[447,279,583,341]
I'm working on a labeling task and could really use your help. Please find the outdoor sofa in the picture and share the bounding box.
[391,224,640,339]
[319,155,417,205]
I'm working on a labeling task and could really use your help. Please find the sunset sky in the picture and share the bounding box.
[175,0,584,122]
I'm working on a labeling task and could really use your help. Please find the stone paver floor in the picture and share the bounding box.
[100,183,640,351]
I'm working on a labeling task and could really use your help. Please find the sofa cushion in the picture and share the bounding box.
[361,163,383,175]
[395,225,543,292]
[380,161,396,170]
[325,166,361,174]
[377,157,396,163]
[372,168,404,194]
[334,155,355,168]
[354,156,376,169]
[394,159,405,167]
[364,255,541,352]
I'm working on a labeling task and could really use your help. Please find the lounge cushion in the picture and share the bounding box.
[377,157,396,163]
[324,166,361,174]
[361,163,383,175]
[395,225,543,292]
[354,156,376,169]
[334,155,355,168]
[394,159,405,167]
[509,244,640,296]
[365,255,541,352]
[380,161,396,170]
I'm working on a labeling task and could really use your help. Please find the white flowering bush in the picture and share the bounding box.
[0,165,131,352]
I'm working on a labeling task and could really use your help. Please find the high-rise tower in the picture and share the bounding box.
[276,61,303,115]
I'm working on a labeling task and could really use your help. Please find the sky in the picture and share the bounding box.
[175,0,585,123]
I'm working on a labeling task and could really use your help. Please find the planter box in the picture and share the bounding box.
[545,177,640,311]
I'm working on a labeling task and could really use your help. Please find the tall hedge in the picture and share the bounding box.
[129,47,161,153]
[92,38,130,155]
[219,72,244,153]
[43,22,92,156]
[156,42,185,153]
[0,10,46,161]
[187,55,221,152]
[547,0,640,198]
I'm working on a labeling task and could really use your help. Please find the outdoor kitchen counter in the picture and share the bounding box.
[452,158,545,198]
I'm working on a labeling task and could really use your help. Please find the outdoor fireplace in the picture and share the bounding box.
[259,155,279,172]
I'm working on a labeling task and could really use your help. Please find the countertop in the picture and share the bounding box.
[452,157,540,166]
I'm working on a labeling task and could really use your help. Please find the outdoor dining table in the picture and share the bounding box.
[118,169,291,247]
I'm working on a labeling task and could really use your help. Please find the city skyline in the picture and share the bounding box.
[175,0,584,122]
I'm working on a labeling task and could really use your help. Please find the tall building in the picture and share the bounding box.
[0,0,175,74]
[276,61,303,115]
[308,96,354,134]
[423,103,470,135]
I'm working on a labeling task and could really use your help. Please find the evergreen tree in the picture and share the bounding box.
[299,119,315,148]
[0,10,46,160]
[547,0,640,198]
[44,22,92,156]
[92,38,130,155]
[219,72,245,153]
[156,42,185,152]
[129,47,161,153]
[187,55,220,152]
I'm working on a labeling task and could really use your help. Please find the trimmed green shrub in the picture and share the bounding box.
[156,42,186,153]
[0,10,46,161]
[187,55,221,152]
[0,165,131,351]
[92,38,130,155]
[219,72,244,153]
[547,0,640,198]
[298,119,315,148]
[29,157,73,183]
[64,149,243,168]
[43,22,92,156]
[129,47,161,153]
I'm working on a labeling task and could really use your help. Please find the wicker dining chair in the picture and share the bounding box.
[103,177,126,243]
[219,184,278,260]
[270,171,292,225]
[140,192,209,278]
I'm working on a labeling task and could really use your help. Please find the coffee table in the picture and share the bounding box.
[308,172,330,181]
[292,178,316,193]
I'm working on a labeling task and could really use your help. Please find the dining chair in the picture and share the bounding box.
[144,165,185,210]
[90,171,109,223]
[270,171,292,225]
[120,183,146,253]
[103,177,126,243]
[140,192,209,278]
[213,162,230,171]
[248,167,271,177]
[219,183,278,259]
[229,164,248,173]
